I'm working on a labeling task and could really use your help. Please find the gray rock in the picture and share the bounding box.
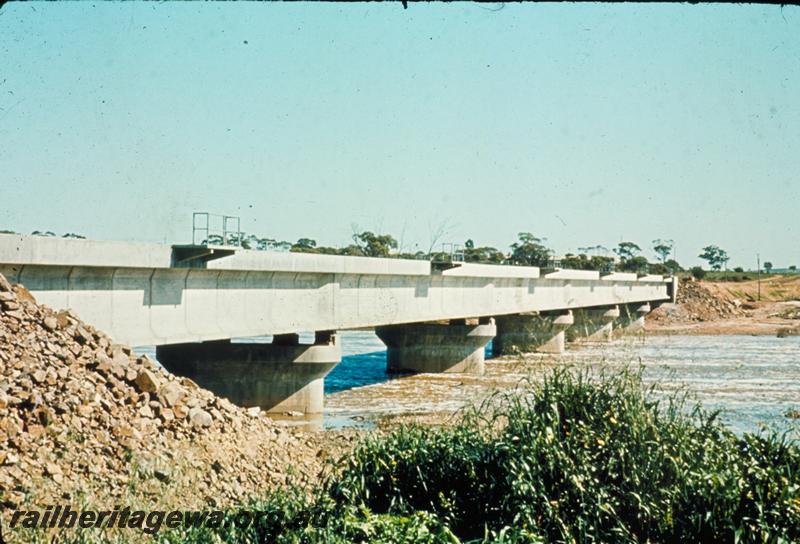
[189,407,213,428]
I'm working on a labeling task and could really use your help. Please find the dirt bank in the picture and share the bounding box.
[647,276,800,336]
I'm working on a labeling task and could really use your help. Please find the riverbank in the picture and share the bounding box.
[647,276,800,336]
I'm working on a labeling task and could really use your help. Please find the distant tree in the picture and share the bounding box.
[579,245,612,257]
[395,250,428,260]
[652,239,674,263]
[614,242,642,261]
[353,231,398,257]
[561,253,591,270]
[691,266,706,280]
[256,238,291,251]
[764,262,773,273]
[733,267,744,273]
[561,253,616,272]
[648,263,669,275]
[698,245,729,271]
[510,233,551,267]
[590,256,615,272]
[240,234,258,250]
[425,218,456,256]
[31,230,56,237]
[790,265,797,272]
[291,238,317,252]
[61,233,86,239]
[464,245,505,264]
[240,235,291,251]
[314,246,342,255]
[297,238,317,249]
[0,229,17,235]
[664,259,683,273]
[464,239,475,250]
[618,255,649,273]
[223,231,248,246]
[339,244,364,256]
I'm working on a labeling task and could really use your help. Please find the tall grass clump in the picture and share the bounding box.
[33,368,800,543]
[326,368,799,542]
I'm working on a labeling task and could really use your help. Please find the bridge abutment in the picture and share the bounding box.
[155,331,340,415]
[375,318,496,374]
[567,306,620,343]
[493,311,574,355]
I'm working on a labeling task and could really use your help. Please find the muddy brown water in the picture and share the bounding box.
[136,332,800,437]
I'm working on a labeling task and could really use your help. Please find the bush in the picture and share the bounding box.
[733,267,744,273]
[691,266,706,280]
[162,369,800,544]
[45,370,800,543]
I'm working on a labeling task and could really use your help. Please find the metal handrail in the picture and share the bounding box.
[440,243,465,262]
[192,212,242,247]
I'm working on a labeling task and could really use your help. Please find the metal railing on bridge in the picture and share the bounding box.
[192,212,243,247]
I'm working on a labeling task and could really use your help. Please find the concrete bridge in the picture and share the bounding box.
[0,235,676,414]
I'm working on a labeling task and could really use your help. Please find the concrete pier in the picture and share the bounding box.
[375,319,496,374]
[494,311,574,355]
[567,306,620,343]
[615,303,651,336]
[156,331,340,414]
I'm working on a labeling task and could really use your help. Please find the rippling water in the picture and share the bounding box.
[571,335,800,436]
[135,333,800,436]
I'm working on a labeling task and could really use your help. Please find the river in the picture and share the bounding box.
[135,333,800,437]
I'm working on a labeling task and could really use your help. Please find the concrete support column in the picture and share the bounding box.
[375,319,496,375]
[494,311,574,355]
[615,303,651,336]
[567,306,620,343]
[156,331,340,415]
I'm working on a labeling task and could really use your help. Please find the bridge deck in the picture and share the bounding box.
[0,235,673,346]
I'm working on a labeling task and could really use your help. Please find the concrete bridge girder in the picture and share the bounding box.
[0,265,670,347]
[0,236,671,346]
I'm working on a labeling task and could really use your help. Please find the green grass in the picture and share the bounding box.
[694,271,764,282]
[687,271,800,282]
[11,368,800,544]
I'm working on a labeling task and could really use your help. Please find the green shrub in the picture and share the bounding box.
[691,266,706,280]
[35,369,800,544]
[323,369,799,543]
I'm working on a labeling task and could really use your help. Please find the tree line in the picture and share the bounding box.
[6,228,794,275]
[225,230,687,274]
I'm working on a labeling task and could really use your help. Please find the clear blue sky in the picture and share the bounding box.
[1,3,798,268]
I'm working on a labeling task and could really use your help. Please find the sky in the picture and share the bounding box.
[1,3,798,268]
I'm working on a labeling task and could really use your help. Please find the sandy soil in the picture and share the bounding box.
[648,276,800,336]
[648,300,800,336]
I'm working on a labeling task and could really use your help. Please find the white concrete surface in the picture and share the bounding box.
[0,235,673,347]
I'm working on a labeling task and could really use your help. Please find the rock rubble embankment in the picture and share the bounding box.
[648,278,745,324]
[0,273,356,511]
